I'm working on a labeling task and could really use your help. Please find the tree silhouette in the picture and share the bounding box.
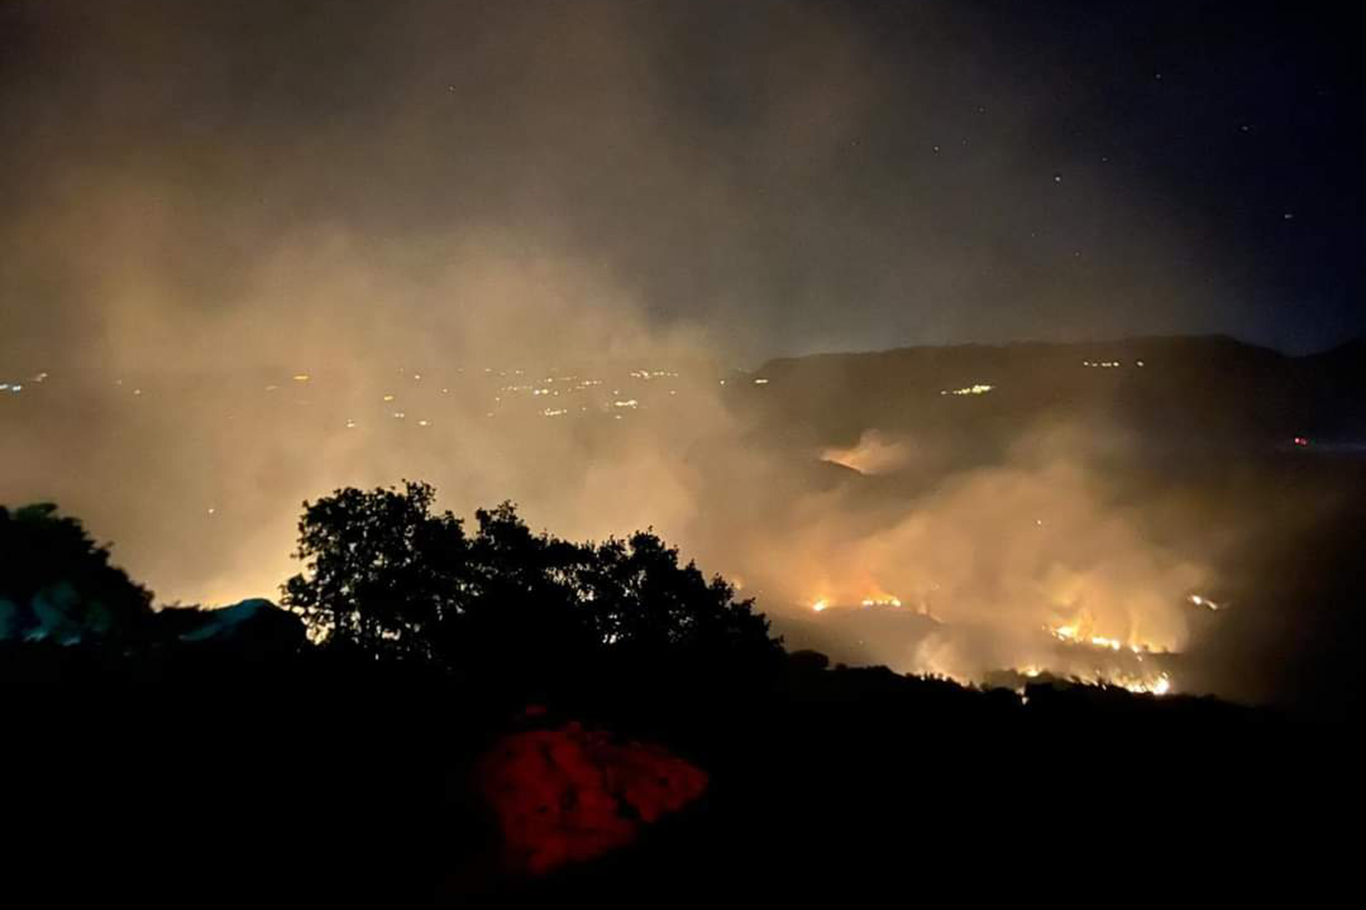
[580,530,780,663]
[281,482,781,674]
[283,481,470,659]
[452,502,601,675]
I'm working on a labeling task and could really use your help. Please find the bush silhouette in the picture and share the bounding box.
[0,503,152,643]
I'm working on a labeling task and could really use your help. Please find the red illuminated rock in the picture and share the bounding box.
[476,721,708,874]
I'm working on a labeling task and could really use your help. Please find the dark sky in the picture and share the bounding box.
[1,0,1361,364]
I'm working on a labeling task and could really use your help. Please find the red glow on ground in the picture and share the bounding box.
[476,721,708,874]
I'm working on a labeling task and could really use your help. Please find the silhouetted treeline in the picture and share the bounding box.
[3,492,1359,903]
[282,481,783,686]
[739,334,1366,456]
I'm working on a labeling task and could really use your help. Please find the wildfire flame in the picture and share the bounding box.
[799,581,1196,698]
[1012,666,1174,696]
[1047,616,1169,655]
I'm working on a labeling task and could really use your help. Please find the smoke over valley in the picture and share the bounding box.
[3,1,1364,717]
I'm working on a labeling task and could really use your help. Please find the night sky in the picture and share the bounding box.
[1,0,1361,363]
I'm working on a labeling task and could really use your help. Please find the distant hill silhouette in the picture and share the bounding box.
[733,335,1366,455]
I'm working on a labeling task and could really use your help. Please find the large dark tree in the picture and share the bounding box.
[283,481,470,659]
[580,531,779,663]
[281,482,781,674]
[452,502,602,674]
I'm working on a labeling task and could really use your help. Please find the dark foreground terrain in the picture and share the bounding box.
[7,335,1365,901]
[10,646,1359,904]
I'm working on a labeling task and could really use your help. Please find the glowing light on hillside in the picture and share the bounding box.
[1189,594,1224,611]
[1053,623,1080,643]
[940,384,994,396]
[1113,673,1173,696]
[1048,619,1170,655]
[811,599,829,613]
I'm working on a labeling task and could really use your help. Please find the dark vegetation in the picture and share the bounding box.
[4,483,1359,903]
[282,481,781,684]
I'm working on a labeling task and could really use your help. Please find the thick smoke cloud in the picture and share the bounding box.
[691,422,1213,689]
[0,2,1256,694]
[1,0,1223,371]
